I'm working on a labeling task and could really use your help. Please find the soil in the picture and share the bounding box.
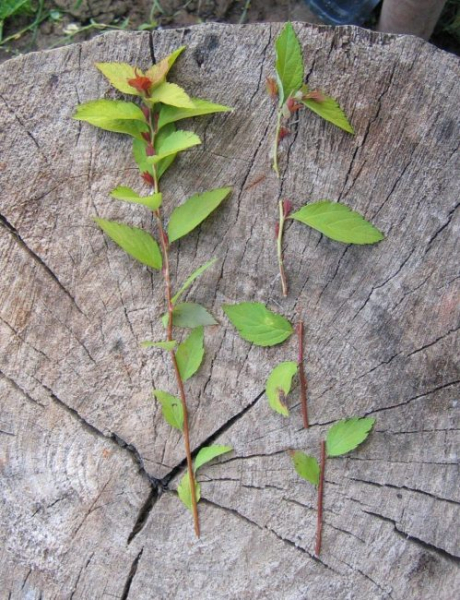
[0,1,321,63]
[1,0,458,64]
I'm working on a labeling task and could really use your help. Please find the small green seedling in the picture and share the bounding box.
[74,46,233,537]
[290,417,376,555]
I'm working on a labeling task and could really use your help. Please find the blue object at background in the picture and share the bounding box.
[305,0,381,25]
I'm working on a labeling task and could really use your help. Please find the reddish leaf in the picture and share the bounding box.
[266,76,279,100]
[304,89,326,103]
[128,69,153,95]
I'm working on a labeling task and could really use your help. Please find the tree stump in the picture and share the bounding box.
[1,23,459,599]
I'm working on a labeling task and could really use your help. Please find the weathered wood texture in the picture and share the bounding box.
[1,22,459,599]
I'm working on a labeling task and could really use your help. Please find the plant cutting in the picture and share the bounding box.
[265,320,309,428]
[74,46,233,537]
[223,303,309,428]
[268,23,384,297]
[289,417,376,555]
[277,199,385,296]
[268,22,354,177]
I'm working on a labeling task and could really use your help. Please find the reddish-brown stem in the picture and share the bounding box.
[147,104,200,537]
[297,321,308,428]
[155,212,200,538]
[315,440,326,556]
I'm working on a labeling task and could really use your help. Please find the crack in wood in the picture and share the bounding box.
[0,211,88,319]
[363,510,460,563]
[348,476,460,507]
[406,325,459,358]
[162,390,265,487]
[201,497,339,573]
[69,553,94,600]
[364,379,460,416]
[352,246,415,320]
[0,370,45,408]
[248,26,272,105]
[127,488,159,545]
[424,201,460,254]
[120,548,144,600]
[44,383,161,487]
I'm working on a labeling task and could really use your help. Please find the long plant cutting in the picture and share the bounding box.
[74,46,234,537]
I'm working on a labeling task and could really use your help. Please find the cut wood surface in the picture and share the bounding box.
[1,22,459,599]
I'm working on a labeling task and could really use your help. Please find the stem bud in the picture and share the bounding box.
[282,199,293,217]
[141,171,155,186]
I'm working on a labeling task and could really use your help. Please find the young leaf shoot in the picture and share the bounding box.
[268,22,353,177]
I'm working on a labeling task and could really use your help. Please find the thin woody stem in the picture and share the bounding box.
[155,213,200,537]
[276,200,288,297]
[316,440,326,556]
[297,321,308,428]
[272,109,282,177]
[147,104,200,537]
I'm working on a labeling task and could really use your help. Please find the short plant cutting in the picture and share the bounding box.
[290,417,376,555]
[268,23,384,297]
[74,46,234,537]
[223,303,310,428]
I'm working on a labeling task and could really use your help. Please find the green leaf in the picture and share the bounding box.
[223,302,293,347]
[146,82,195,108]
[132,138,152,175]
[94,218,162,270]
[176,327,205,381]
[266,361,297,417]
[132,124,177,180]
[289,450,320,487]
[275,22,304,103]
[73,100,148,140]
[162,303,217,328]
[167,187,232,243]
[290,201,385,245]
[95,62,140,95]
[326,417,376,457]
[110,187,162,210]
[154,123,177,179]
[153,390,184,431]
[145,46,186,80]
[194,445,233,472]
[157,98,232,130]
[0,0,32,21]
[172,258,218,305]
[302,93,354,134]
[141,340,177,351]
[73,99,146,124]
[147,130,201,164]
[177,471,201,511]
